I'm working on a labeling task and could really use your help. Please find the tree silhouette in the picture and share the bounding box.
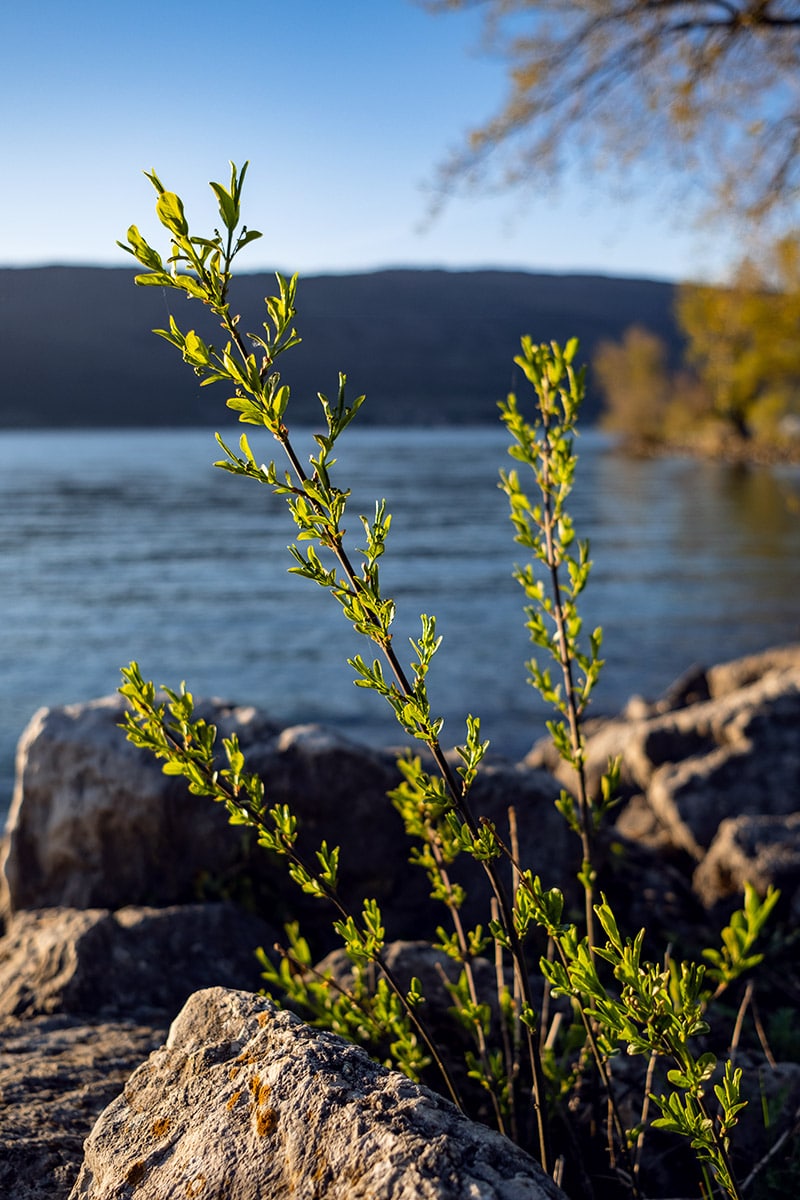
[426,1,800,230]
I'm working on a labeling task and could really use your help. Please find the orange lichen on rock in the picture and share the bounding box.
[151,1116,171,1139]
[256,1107,278,1137]
[248,1073,277,1136]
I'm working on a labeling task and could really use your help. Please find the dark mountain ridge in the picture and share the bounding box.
[0,266,680,427]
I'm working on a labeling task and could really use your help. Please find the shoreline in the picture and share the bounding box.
[614,432,800,467]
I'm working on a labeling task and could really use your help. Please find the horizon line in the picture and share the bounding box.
[0,260,684,286]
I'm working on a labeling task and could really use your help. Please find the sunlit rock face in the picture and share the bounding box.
[527,644,800,918]
[69,986,568,1200]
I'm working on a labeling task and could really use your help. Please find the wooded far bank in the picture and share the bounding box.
[0,266,679,428]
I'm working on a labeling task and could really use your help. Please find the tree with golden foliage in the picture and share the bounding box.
[594,323,714,446]
[594,236,800,449]
[424,1,800,230]
[677,235,800,439]
[594,325,673,443]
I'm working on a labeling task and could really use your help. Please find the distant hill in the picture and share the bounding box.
[0,266,680,427]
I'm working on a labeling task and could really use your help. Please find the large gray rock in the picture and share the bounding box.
[0,1013,165,1200]
[208,722,573,937]
[526,647,800,911]
[706,644,800,697]
[529,645,800,802]
[69,986,566,1200]
[0,903,276,1020]
[646,670,800,861]
[1,695,571,953]
[694,812,800,915]
[0,695,280,917]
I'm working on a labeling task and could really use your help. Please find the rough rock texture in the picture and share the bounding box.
[69,987,567,1200]
[1,695,570,949]
[706,644,800,697]
[694,812,800,915]
[3,651,800,1198]
[644,671,800,860]
[0,695,280,917]
[0,903,276,1020]
[528,646,800,910]
[0,1014,165,1200]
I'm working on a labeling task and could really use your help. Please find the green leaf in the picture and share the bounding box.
[134,272,174,288]
[144,168,166,196]
[119,225,164,271]
[175,276,207,300]
[156,190,189,236]
[237,228,263,248]
[209,180,237,231]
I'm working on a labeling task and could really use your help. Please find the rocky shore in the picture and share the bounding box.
[1,645,799,1197]
[614,428,800,466]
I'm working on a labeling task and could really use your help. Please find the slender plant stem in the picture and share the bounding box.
[538,402,595,951]
[633,1050,659,1187]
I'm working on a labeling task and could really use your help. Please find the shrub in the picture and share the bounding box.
[118,162,778,1199]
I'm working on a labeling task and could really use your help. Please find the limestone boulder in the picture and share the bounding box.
[199,725,570,943]
[526,648,800,912]
[619,662,800,913]
[693,812,800,916]
[646,672,800,861]
[0,695,281,917]
[525,692,718,804]
[241,722,427,940]
[69,986,567,1200]
[706,643,800,697]
[0,902,276,1021]
[1,696,571,953]
[528,645,800,806]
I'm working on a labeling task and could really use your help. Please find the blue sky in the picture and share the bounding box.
[1,0,735,282]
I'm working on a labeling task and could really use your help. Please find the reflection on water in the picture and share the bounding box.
[719,462,800,545]
[585,447,800,705]
[1,427,798,815]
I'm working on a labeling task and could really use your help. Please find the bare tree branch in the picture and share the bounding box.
[423,0,800,229]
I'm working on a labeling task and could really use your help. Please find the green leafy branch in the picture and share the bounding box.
[118,162,552,1166]
[494,341,784,1198]
[118,663,458,1098]
[499,337,618,944]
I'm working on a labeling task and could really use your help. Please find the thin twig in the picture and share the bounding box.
[741,1101,800,1193]
[633,1049,659,1185]
[749,988,777,1069]
[728,979,753,1068]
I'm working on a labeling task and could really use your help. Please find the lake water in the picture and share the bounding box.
[2,426,799,817]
